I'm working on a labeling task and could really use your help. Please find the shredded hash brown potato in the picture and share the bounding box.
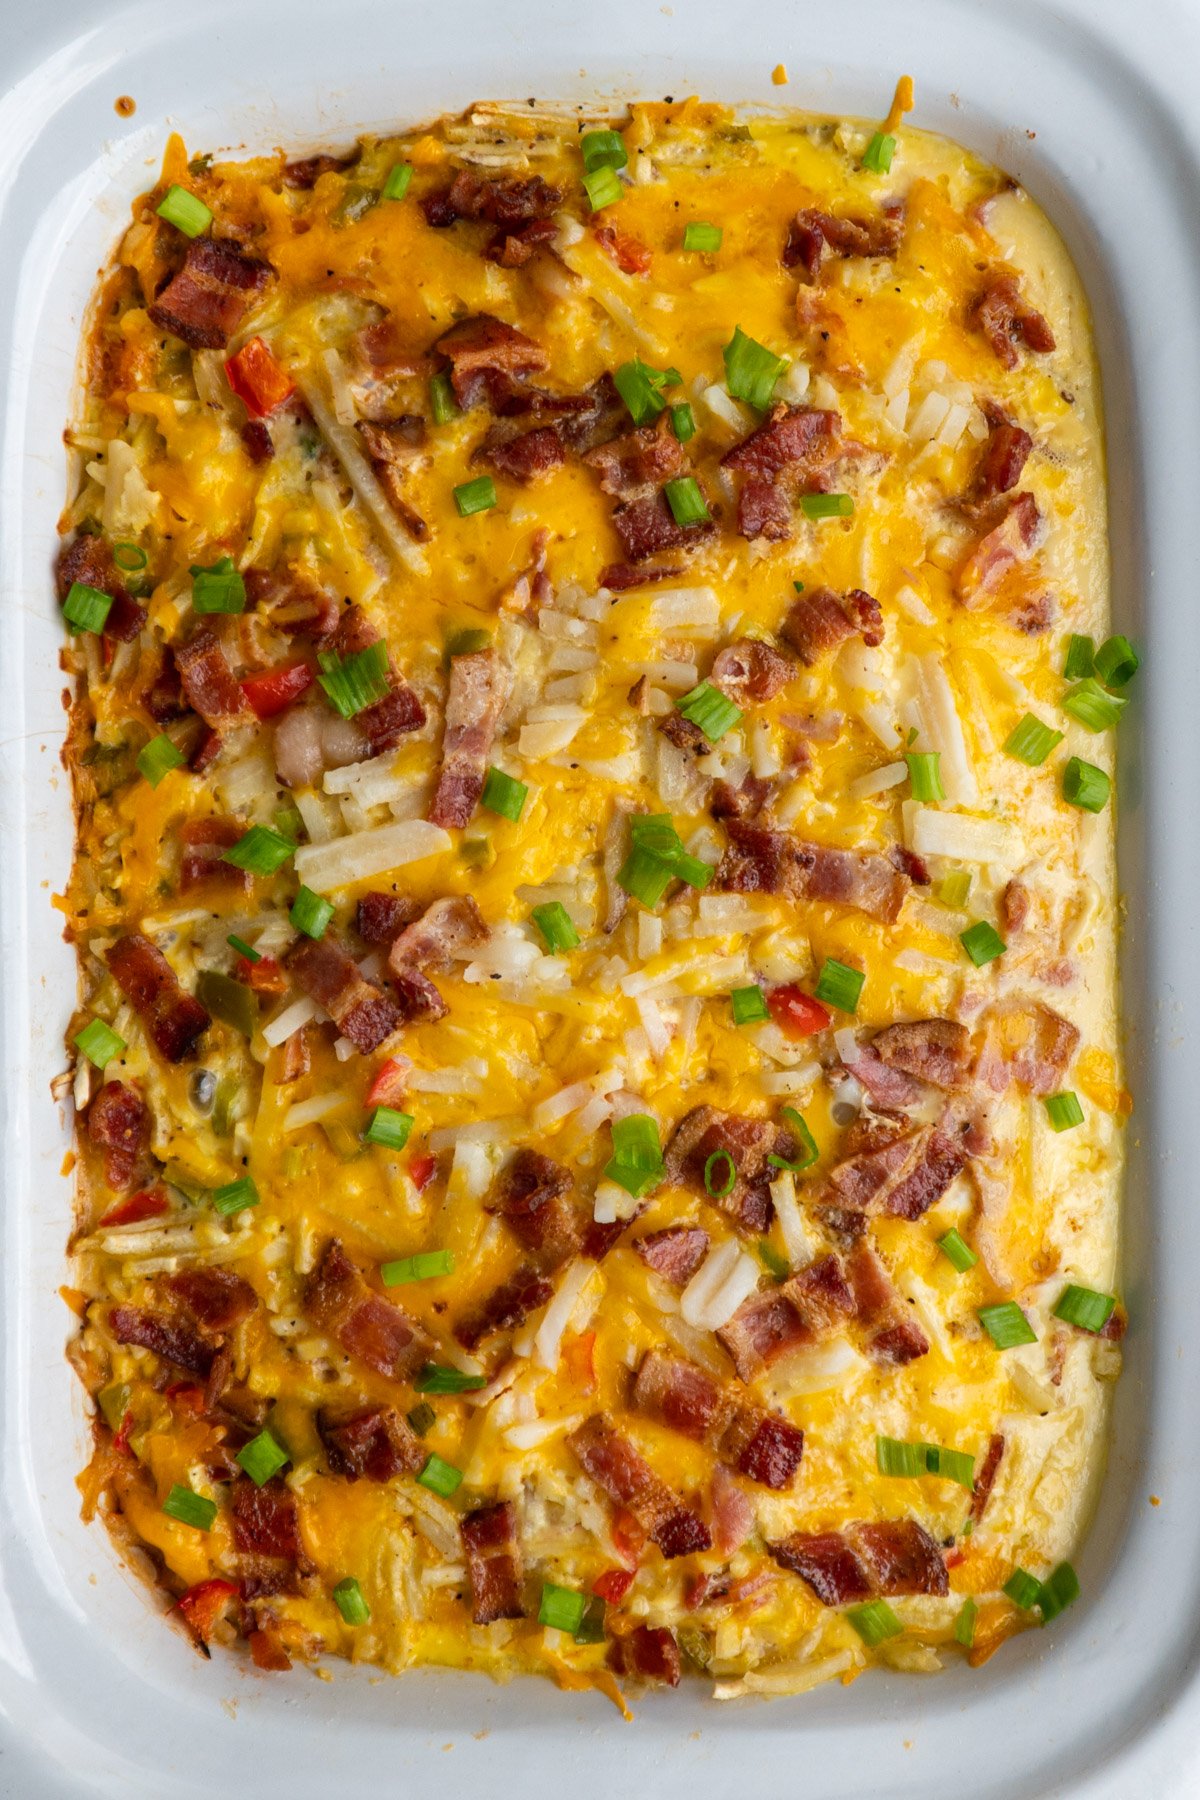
[59,87,1127,1700]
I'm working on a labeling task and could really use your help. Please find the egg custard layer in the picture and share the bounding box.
[61,94,1127,1700]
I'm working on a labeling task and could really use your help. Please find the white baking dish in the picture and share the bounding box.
[1,0,1196,1792]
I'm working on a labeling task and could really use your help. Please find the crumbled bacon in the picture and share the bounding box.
[718,1289,813,1382]
[609,1625,681,1686]
[769,1518,947,1604]
[783,206,904,279]
[968,1432,1005,1527]
[109,1304,215,1377]
[461,1502,525,1623]
[709,773,773,821]
[388,894,487,989]
[975,405,1033,501]
[781,586,884,665]
[870,1018,973,1090]
[304,1238,432,1380]
[632,1226,710,1286]
[149,238,272,350]
[317,1406,424,1480]
[492,1147,581,1267]
[486,216,558,268]
[723,405,842,481]
[174,627,255,731]
[664,1106,796,1234]
[845,1242,931,1365]
[632,1351,804,1490]
[244,565,340,638]
[422,171,563,229]
[179,817,251,895]
[710,638,796,707]
[455,1263,555,1350]
[956,492,1041,606]
[715,822,908,924]
[839,1042,926,1111]
[231,1476,300,1560]
[971,274,1056,370]
[594,222,653,274]
[583,416,687,498]
[611,490,716,563]
[707,1463,756,1556]
[1000,878,1031,935]
[567,1415,712,1558]
[282,152,356,189]
[478,422,566,483]
[434,313,549,409]
[356,890,422,946]
[356,417,429,542]
[737,476,793,539]
[86,1081,149,1190]
[106,933,210,1062]
[284,933,404,1053]
[429,647,512,830]
[168,1267,258,1332]
[55,534,147,641]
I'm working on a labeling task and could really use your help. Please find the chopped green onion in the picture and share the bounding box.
[670,402,696,442]
[190,556,246,615]
[196,969,257,1037]
[960,921,1006,967]
[317,639,391,717]
[921,1443,976,1488]
[683,221,723,252]
[617,845,675,909]
[227,934,260,962]
[364,1106,414,1151]
[415,1365,487,1395]
[481,766,528,822]
[156,185,212,237]
[538,1582,588,1633]
[1062,756,1110,812]
[1052,1284,1115,1333]
[573,1595,607,1645]
[723,325,787,411]
[430,371,460,424]
[861,132,897,173]
[235,1429,288,1487]
[212,1175,260,1217]
[846,1599,903,1647]
[290,885,334,940]
[407,1401,436,1436]
[613,357,680,426]
[1062,678,1127,732]
[382,162,413,201]
[676,679,741,741]
[618,815,712,907]
[978,1300,1036,1349]
[767,1107,820,1173]
[1004,1568,1043,1610]
[1004,714,1064,767]
[583,165,624,210]
[937,1228,979,1273]
[136,733,186,787]
[954,1598,978,1648]
[757,1238,790,1281]
[605,1113,664,1198]
[731,984,769,1025]
[580,129,628,173]
[799,492,854,521]
[704,1148,737,1199]
[417,1452,464,1496]
[1037,1562,1080,1622]
[63,581,113,633]
[74,1017,126,1069]
[906,750,945,801]
[445,626,492,659]
[162,1484,217,1530]
[98,1382,131,1432]
[1063,633,1095,680]
[332,1576,371,1624]
[793,579,806,593]
[381,1250,454,1286]
[935,870,972,909]
[454,475,497,517]
[531,901,580,953]
[663,476,709,528]
[112,540,148,572]
[1093,634,1139,689]
[1044,1090,1084,1132]
[813,958,864,1012]
[222,824,294,876]
[876,1437,975,1489]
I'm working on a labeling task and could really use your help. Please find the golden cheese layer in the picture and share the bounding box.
[61,93,1125,1701]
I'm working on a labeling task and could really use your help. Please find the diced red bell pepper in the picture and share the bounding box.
[240,662,313,720]
[766,984,832,1039]
[112,1409,134,1457]
[224,336,296,418]
[593,1567,635,1604]
[237,953,288,996]
[367,1056,410,1109]
[594,223,652,274]
[611,1507,646,1566]
[178,1577,238,1644]
[409,1152,438,1192]
[164,1381,206,1415]
[99,1186,169,1228]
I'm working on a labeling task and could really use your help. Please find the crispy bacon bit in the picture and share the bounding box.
[840,1043,926,1110]
[282,152,356,189]
[723,404,841,481]
[169,1268,258,1333]
[781,585,884,665]
[304,1238,432,1380]
[870,1019,973,1090]
[429,647,512,829]
[461,1502,525,1624]
[174,627,255,732]
[710,773,772,821]
[423,171,563,229]
[632,1351,804,1491]
[611,490,716,563]
[890,843,930,886]
[598,560,686,591]
[179,817,250,895]
[109,1305,215,1377]
[317,1405,424,1480]
[479,422,566,483]
[976,406,1033,501]
[968,1432,1005,1527]
[486,216,558,268]
[717,1290,812,1382]
[356,417,429,542]
[455,1263,555,1350]
[149,238,272,350]
[558,373,628,454]
[658,710,708,758]
[783,206,904,279]
[356,890,421,946]
[86,1081,149,1190]
[665,1106,795,1234]
[971,275,1056,370]
[492,1147,581,1267]
[956,492,1041,607]
[568,1415,711,1559]
[584,417,687,498]
[784,1252,857,1333]
[845,1242,930,1365]
[434,313,549,409]
[389,894,488,979]
[769,1530,873,1605]
[327,603,426,752]
[1000,878,1031,934]
[283,933,403,1054]
[710,638,796,707]
[231,1476,300,1560]
[55,535,147,641]
[633,1226,710,1287]
[737,476,793,539]
[715,822,908,924]
[609,1625,681,1686]
[835,1102,986,1224]
[979,1002,1080,1096]
[770,1518,947,1604]
[177,1577,238,1646]
[106,933,210,1063]
[708,1464,756,1556]
[349,317,435,383]
[244,565,339,638]
[594,222,653,274]
[721,1409,806,1490]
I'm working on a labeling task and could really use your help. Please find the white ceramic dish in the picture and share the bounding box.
[2,0,1198,1793]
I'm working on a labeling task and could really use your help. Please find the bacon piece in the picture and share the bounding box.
[283,933,403,1053]
[435,313,549,408]
[356,890,422,946]
[55,534,147,641]
[658,710,708,758]
[611,490,716,563]
[710,638,795,707]
[769,1531,873,1605]
[609,1625,681,1686]
[783,207,904,279]
[230,1476,300,1560]
[304,1238,432,1380]
[826,1120,923,1209]
[719,1408,806,1490]
[479,422,565,483]
[840,1043,927,1110]
[632,1226,710,1287]
[722,405,841,481]
[174,628,255,731]
[486,216,558,267]
[598,560,687,592]
[492,1147,581,1267]
[770,1518,947,1604]
[979,1002,1080,1096]
[169,1268,258,1333]
[462,1502,525,1624]
[781,586,884,665]
[971,275,1056,370]
[737,476,793,540]
[594,222,653,274]
[177,1576,238,1646]
[710,773,772,821]
[976,408,1032,501]
[349,317,435,382]
[845,1242,930,1365]
[968,1432,1005,1527]
[557,372,628,455]
[149,238,272,350]
[429,648,511,828]
[568,1416,711,1558]
[326,603,426,752]
[389,894,488,979]
[784,1252,857,1330]
[423,171,563,229]
[244,565,339,638]
[890,844,930,886]
[718,1290,812,1382]
[1000,878,1030,935]
[106,932,210,1062]
[356,417,429,542]
[86,1081,149,1190]
[632,1351,804,1490]
[715,822,908,924]
[455,1263,555,1350]
[957,492,1041,606]
[708,1464,756,1556]
[179,817,250,895]
[870,1019,972,1090]
[282,152,356,189]
[583,417,686,498]
[715,820,810,896]
[247,1626,292,1671]
[664,1106,796,1234]
[317,1405,423,1480]
[109,1305,215,1377]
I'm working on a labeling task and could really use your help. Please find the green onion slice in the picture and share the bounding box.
[978,1300,1037,1349]
[156,185,213,237]
[846,1598,903,1647]
[1063,633,1095,680]
[954,1598,978,1648]
[723,325,787,411]
[112,540,148,572]
[531,901,580,953]
[583,165,624,211]
[227,934,260,963]
[317,640,390,717]
[74,1017,126,1069]
[800,492,853,521]
[876,1437,975,1489]
[63,581,113,633]
[767,1106,820,1173]
[604,1113,664,1199]
[906,750,945,801]
[683,221,723,252]
[1004,713,1064,767]
[454,475,497,517]
[382,162,413,201]
[430,371,460,425]
[1052,1284,1115,1333]
[381,1250,454,1286]
[573,1595,607,1645]
[960,921,1006,967]
[1044,1090,1084,1132]
[222,824,294,876]
[417,1453,465,1496]
[407,1401,437,1436]
[1037,1562,1080,1621]
[137,733,186,787]
[190,556,246,615]
[1004,1568,1043,1610]
[670,402,696,442]
[290,885,334,940]
[613,357,680,426]
[538,1582,589,1633]
[1062,756,1110,812]
[1092,633,1139,689]
[580,129,628,173]
[212,1175,260,1217]
[236,1428,289,1486]
[731,984,769,1025]
[332,1576,371,1624]
[481,766,528,822]
[861,132,897,173]
[676,679,741,741]
[162,1484,217,1530]
[364,1106,414,1151]
[415,1364,487,1395]
[814,958,864,1012]
[937,1228,979,1273]
[663,476,710,528]
[1062,678,1127,732]
[703,1148,737,1199]
[935,870,972,909]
